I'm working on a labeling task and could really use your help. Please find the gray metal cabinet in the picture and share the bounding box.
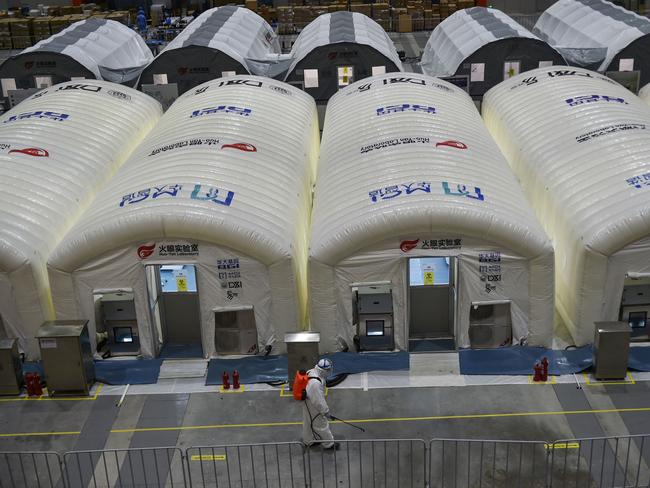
[36,320,95,396]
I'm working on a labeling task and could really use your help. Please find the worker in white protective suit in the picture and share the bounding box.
[302,358,339,450]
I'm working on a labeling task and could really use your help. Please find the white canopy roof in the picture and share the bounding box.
[49,76,318,273]
[421,7,540,77]
[0,80,161,354]
[310,72,551,265]
[533,0,650,69]
[22,18,154,83]
[639,82,650,105]
[483,66,650,344]
[309,72,553,350]
[284,12,402,78]
[160,6,280,74]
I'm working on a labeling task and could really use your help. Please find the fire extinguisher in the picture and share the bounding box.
[222,371,230,390]
[533,362,543,382]
[541,357,549,382]
[232,370,240,390]
[32,373,43,396]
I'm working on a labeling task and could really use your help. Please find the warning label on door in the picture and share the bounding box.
[176,275,188,292]
[423,267,435,285]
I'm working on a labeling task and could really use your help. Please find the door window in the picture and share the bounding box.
[409,257,450,286]
[160,264,197,292]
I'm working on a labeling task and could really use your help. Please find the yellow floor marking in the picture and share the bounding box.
[107,405,650,435]
[0,383,102,402]
[528,375,558,384]
[219,385,245,393]
[0,430,81,437]
[191,454,226,461]
[545,442,580,449]
[4,404,650,438]
[582,372,635,386]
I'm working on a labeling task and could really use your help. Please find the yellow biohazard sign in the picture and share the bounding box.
[423,271,435,286]
[176,276,188,292]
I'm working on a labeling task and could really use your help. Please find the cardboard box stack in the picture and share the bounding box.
[398,13,411,32]
[0,19,13,49]
[105,11,130,25]
[49,16,69,34]
[32,16,51,43]
[372,3,390,30]
[245,0,258,11]
[350,3,372,17]
[9,18,33,49]
[277,6,294,34]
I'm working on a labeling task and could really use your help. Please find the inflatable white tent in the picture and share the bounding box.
[534,0,650,85]
[483,66,650,345]
[639,83,650,105]
[309,72,554,354]
[138,7,280,95]
[283,12,403,102]
[48,76,319,359]
[421,7,565,100]
[0,80,162,358]
[0,19,153,96]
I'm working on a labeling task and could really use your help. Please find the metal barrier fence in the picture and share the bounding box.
[187,442,306,488]
[5,435,650,487]
[429,439,548,488]
[63,447,186,488]
[0,451,63,488]
[547,436,650,488]
[306,439,427,488]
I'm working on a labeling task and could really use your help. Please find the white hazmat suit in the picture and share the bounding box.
[301,362,335,448]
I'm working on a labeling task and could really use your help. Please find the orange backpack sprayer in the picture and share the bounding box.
[293,370,311,400]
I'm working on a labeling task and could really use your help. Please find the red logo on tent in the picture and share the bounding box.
[8,147,49,157]
[327,52,338,60]
[177,67,188,75]
[400,239,419,253]
[24,61,34,70]
[436,140,468,150]
[137,243,156,259]
[221,143,257,152]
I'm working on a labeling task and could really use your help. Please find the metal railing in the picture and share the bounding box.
[307,439,427,488]
[547,436,650,488]
[0,451,63,488]
[63,447,186,488]
[187,442,306,488]
[5,435,650,488]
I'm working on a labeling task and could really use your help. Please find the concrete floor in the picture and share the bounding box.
[2,376,649,453]
[1,356,650,487]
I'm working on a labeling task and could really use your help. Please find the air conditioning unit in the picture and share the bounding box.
[469,301,512,349]
[214,305,258,355]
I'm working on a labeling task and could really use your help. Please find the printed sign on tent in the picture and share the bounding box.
[217,258,244,302]
[136,242,200,260]
[478,251,502,294]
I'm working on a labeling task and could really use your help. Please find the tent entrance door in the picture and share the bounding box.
[619,274,650,342]
[155,264,203,358]
[408,257,456,352]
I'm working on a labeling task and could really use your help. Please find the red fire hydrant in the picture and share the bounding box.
[232,370,240,390]
[32,373,43,396]
[541,357,549,382]
[533,362,543,382]
[222,371,230,390]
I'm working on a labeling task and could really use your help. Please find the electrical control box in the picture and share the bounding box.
[36,320,95,396]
